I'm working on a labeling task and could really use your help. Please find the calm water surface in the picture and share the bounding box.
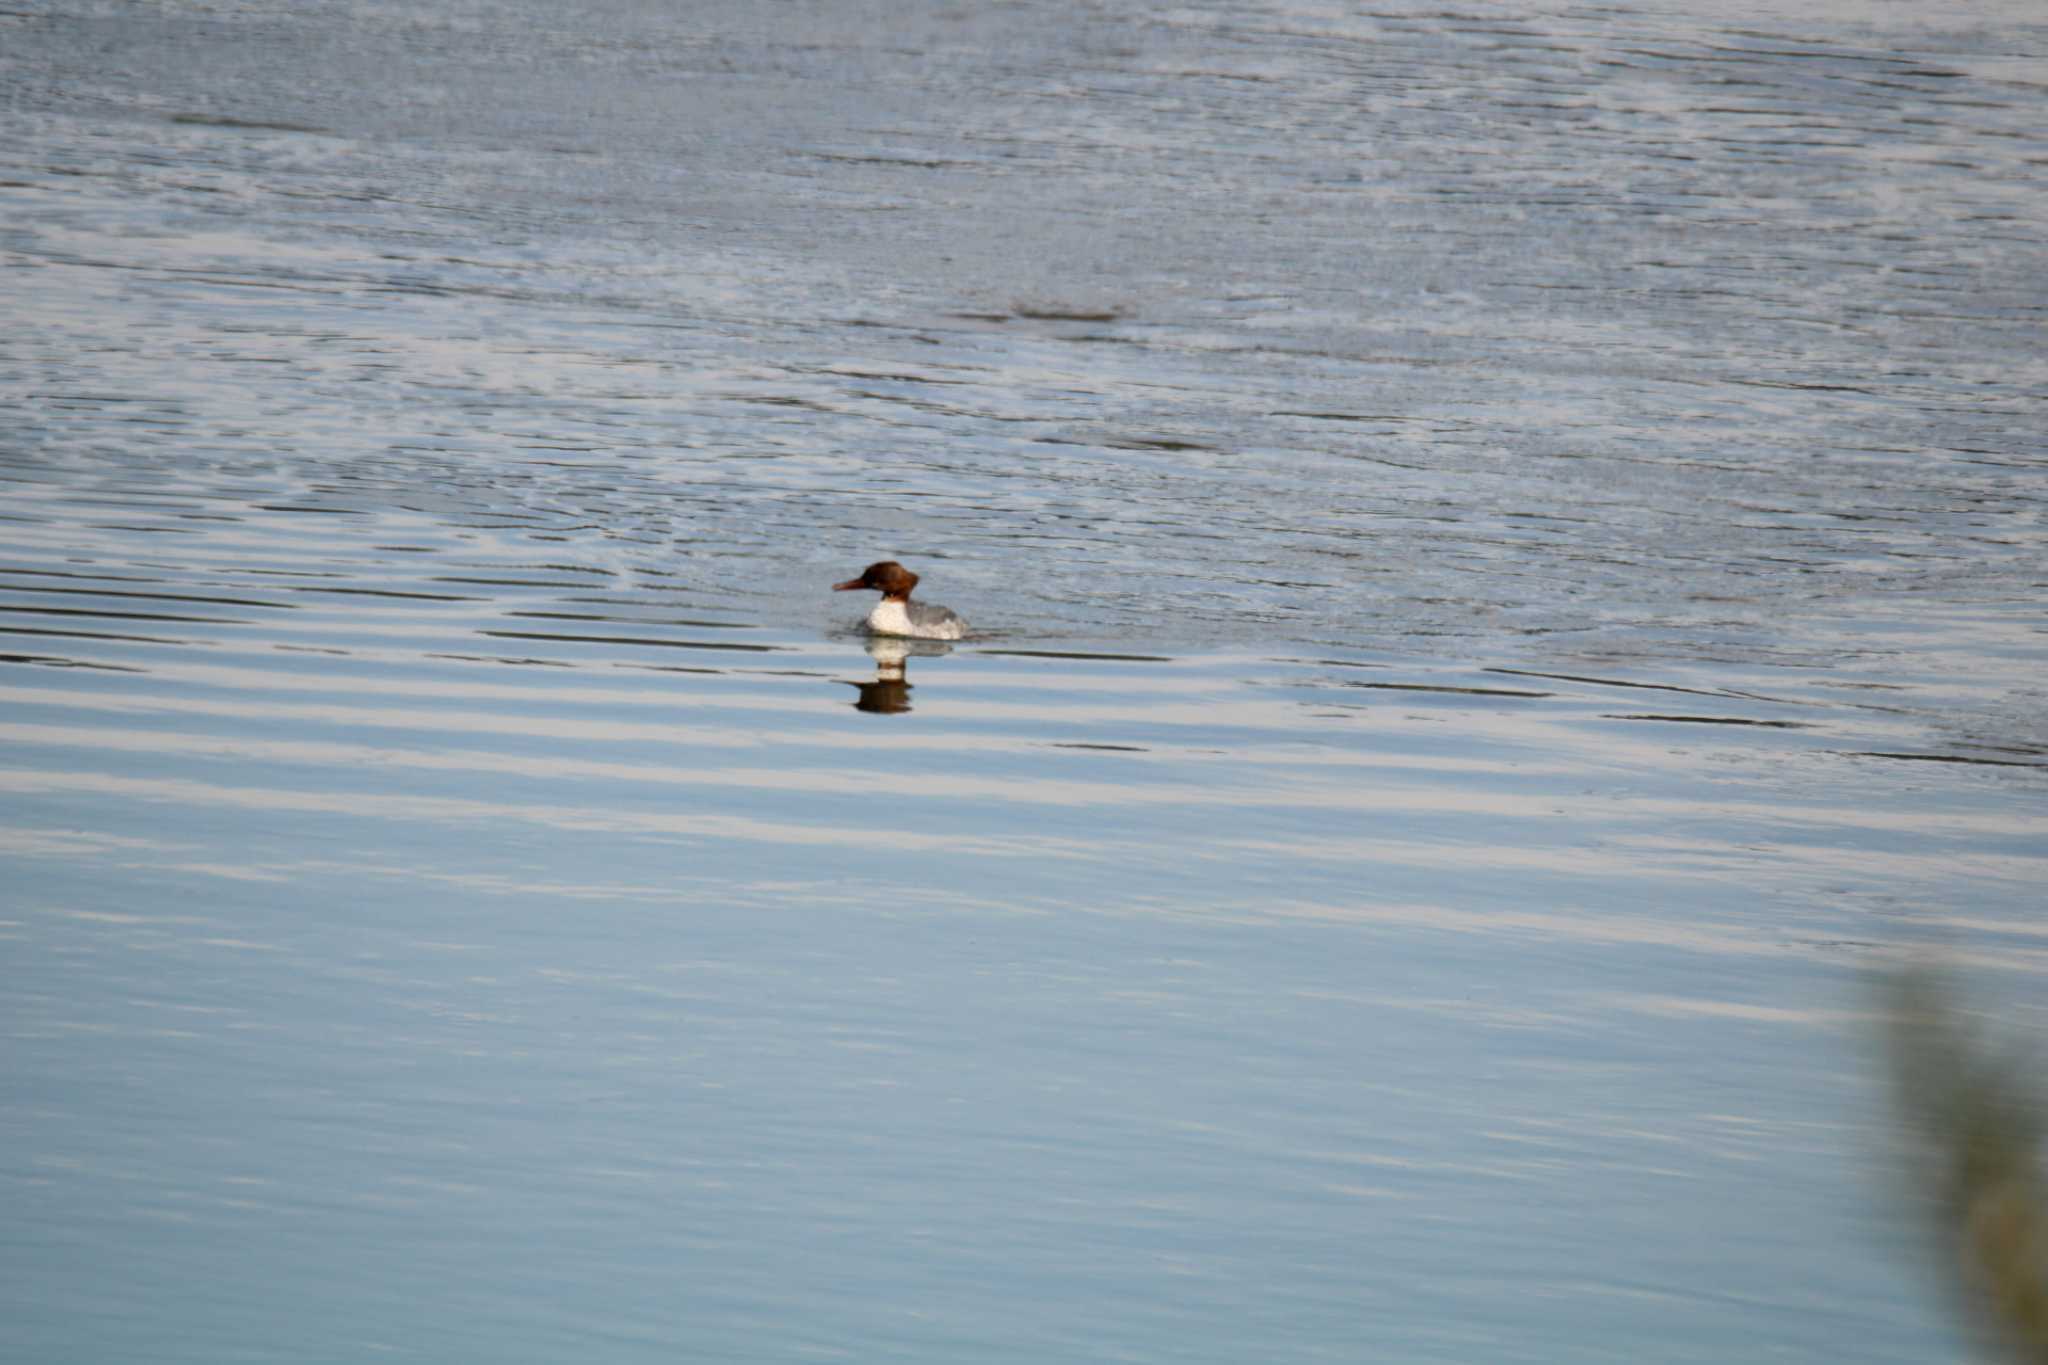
[3,2,2046,1361]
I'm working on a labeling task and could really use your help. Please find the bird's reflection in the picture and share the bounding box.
[843,637,952,714]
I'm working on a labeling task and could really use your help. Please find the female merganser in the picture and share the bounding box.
[833,560,966,640]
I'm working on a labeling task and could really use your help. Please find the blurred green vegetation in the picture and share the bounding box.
[1884,966,2048,1363]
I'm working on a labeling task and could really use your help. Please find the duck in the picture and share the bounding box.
[833,560,966,640]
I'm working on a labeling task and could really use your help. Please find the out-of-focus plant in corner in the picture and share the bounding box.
[1884,965,2048,1363]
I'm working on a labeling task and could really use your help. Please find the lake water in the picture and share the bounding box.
[3,2,2046,1361]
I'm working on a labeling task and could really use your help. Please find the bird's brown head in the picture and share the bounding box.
[832,560,920,600]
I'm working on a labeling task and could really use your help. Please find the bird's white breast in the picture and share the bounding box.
[866,599,916,636]
[866,599,963,640]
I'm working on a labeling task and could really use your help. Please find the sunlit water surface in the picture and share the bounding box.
[3,2,2046,1362]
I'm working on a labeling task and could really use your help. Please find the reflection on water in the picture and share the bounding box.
[843,637,954,715]
[2,0,2046,1362]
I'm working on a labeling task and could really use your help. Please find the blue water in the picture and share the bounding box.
[4,1,2047,1361]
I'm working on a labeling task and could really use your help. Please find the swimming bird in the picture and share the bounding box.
[833,560,966,640]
